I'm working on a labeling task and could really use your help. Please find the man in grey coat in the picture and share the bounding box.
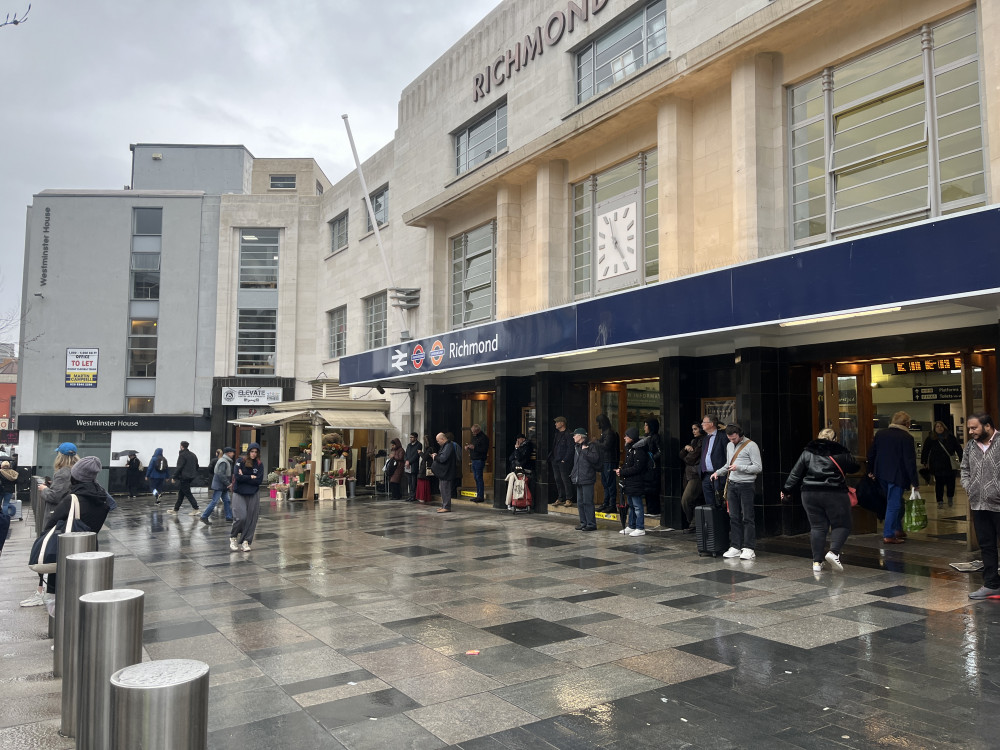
[570,427,601,531]
[201,447,235,525]
[963,413,1000,599]
[711,424,762,560]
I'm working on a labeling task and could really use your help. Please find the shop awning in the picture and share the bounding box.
[316,409,393,430]
[228,410,310,427]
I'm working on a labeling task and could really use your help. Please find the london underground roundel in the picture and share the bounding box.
[411,344,425,369]
[429,340,445,367]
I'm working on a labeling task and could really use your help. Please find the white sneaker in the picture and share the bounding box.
[166,509,177,514]
[189,511,201,516]
[620,527,634,535]
[824,551,843,572]
[20,590,46,607]
[629,529,646,537]
[722,547,742,558]
[241,541,251,551]
[739,548,755,560]
[813,562,824,573]
[230,538,239,551]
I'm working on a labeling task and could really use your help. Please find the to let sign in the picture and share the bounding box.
[66,348,99,388]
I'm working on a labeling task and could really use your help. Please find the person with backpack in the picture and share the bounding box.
[201,447,235,525]
[616,427,649,536]
[170,441,200,515]
[146,447,169,504]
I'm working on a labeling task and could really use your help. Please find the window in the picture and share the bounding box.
[126,397,154,414]
[572,149,658,298]
[133,208,162,235]
[131,271,160,300]
[330,212,348,253]
[364,293,387,349]
[316,180,324,196]
[789,11,985,247]
[270,174,295,189]
[239,228,280,289]
[451,222,496,328]
[455,102,507,174]
[128,319,157,377]
[577,0,667,104]
[366,186,388,232]
[327,306,347,358]
[236,309,277,375]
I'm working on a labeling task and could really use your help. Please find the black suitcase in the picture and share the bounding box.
[695,504,729,557]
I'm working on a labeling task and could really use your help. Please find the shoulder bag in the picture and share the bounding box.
[828,456,858,507]
[721,440,752,504]
[936,439,961,472]
[28,494,89,574]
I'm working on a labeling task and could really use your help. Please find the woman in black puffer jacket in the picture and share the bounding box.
[782,429,859,573]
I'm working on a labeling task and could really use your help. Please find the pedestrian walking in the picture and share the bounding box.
[146,447,168,504]
[782,428,859,573]
[962,413,1000,599]
[867,411,919,545]
[570,427,600,531]
[711,424,762,560]
[230,443,263,552]
[171,441,200,514]
[616,427,648,536]
[201,447,235,525]
[921,421,963,509]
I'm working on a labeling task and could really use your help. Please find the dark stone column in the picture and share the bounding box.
[735,347,783,537]
[658,356,699,529]
[534,372,559,513]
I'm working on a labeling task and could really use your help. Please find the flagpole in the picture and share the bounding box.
[342,114,410,340]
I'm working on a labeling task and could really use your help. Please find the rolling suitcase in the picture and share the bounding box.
[4,499,21,521]
[695,503,729,557]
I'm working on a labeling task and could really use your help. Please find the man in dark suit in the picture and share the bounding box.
[700,416,728,506]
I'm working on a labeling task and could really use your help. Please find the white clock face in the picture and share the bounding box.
[596,202,637,280]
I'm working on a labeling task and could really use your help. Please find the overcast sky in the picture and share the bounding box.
[0,0,499,337]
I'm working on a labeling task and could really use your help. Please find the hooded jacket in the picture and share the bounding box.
[146,448,169,479]
[212,453,234,491]
[784,439,859,493]
[233,443,264,496]
[619,439,649,496]
[0,463,18,493]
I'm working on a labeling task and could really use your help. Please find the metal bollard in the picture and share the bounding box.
[58,551,114,738]
[52,530,97,677]
[76,589,144,750]
[110,659,210,750]
[30,476,43,536]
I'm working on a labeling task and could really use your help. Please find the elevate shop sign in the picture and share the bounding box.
[340,309,577,383]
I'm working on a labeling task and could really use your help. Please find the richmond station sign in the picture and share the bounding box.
[473,0,609,102]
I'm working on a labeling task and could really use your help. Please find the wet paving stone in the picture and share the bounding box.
[5,494,1000,748]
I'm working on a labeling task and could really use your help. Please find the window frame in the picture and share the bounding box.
[127,318,158,378]
[238,228,280,289]
[454,101,508,175]
[236,308,277,376]
[365,185,389,233]
[576,0,667,104]
[329,211,349,254]
[788,11,986,248]
[364,292,387,350]
[269,174,296,189]
[451,221,497,329]
[327,306,347,359]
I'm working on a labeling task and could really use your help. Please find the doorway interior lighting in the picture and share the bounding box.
[543,348,599,360]
[779,307,901,327]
